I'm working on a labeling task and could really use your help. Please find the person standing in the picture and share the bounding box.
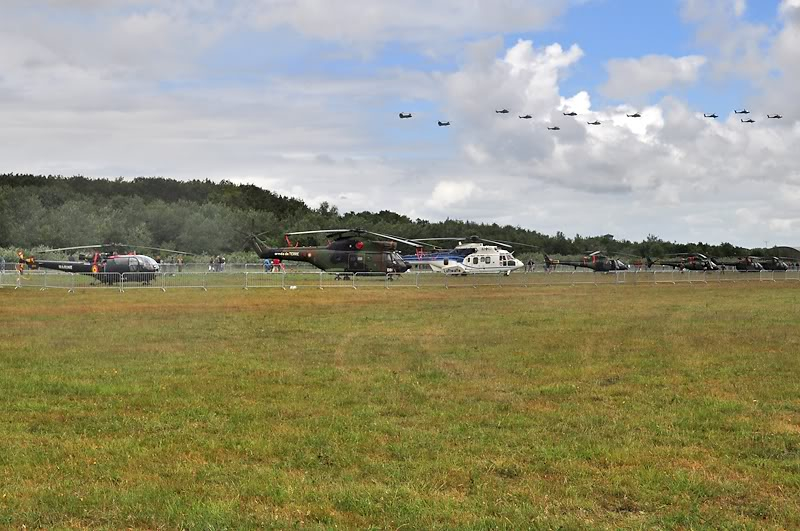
[177,256,184,273]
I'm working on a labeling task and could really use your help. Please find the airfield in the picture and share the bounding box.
[1,281,799,528]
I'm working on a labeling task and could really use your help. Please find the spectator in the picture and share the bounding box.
[177,256,184,273]
[220,256,226,272]
[272,258,284,273]
[0,255,5,272]
[264,258,270,272]
[208,257,214,272]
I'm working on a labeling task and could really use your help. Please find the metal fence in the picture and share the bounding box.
[2,268,800,292]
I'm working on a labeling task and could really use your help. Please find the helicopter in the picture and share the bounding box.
[756,256,792,271]
[15,244,187,284]
[713,256,764,272]
[246,228,416,279]
[544,251,629,272]
[401,236,527,275]
[655,253,720,271]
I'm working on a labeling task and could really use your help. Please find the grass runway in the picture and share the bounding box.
[1,283,799,528]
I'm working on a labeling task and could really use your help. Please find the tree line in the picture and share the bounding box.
[0,174,756,261]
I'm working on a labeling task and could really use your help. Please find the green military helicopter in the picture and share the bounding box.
[756,256,792,271]
[713,256,764,272]
[543,251,632,272]
[247,228,417,278]
[655,253,720,271]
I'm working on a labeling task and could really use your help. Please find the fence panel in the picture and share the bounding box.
[205,272,247,289]
[161,272,208,290]
[245,272,285,289]
[72,272,123,290]
[384,272,420,289]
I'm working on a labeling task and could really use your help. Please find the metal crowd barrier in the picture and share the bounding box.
[3,269,800,292]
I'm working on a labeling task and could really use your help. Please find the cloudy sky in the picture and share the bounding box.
[1,0,799,247]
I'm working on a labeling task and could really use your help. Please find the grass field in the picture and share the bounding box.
[1,283,799,528]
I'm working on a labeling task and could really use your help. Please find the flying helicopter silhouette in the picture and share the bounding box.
[704,113,718,118]
[547,126,560,131]
[767,114,783,119]
[16,244,187,284]
[246,229,416,279]
[741,118,756,123]
[399,112,412,119]
[544,251,629,272]
[734,109,750,114]
[626,112,642,118]
[519,114,532,119]
[587,120,601,125]
[495,109,509,114]
[563,111,578,116]
[438,121,450,126]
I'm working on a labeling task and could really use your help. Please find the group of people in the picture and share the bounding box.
[264,258,285,272]
[209,255,226,272]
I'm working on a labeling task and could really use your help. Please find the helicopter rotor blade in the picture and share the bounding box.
[359,231,424,248]
[285,229,354,236]
[38,244,106,253]
[107,243,192,255]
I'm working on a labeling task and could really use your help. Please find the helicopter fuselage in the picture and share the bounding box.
[253,238,410,274]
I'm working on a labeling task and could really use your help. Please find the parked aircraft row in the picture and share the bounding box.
[14,231,797,284]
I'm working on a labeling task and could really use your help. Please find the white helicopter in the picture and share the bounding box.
[403,236,526,275]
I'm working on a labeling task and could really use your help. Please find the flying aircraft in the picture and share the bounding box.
[626,113,642,118]
[247,228,415,278]
[767,114,783,119]
[15,244,186,284]
[741,118,756,123]
[563,111,578,116]
[734,109,750,114]
[519,114,532,119]
[547,126,560,130]
[544,251,628,272]
[655,253,720,271]
[495,109,509,114]
[399,112,412,119]
[704,113,719,118]
[587,120,601,125]
[438,121,450,126]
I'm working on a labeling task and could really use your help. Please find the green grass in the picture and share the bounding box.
[1,283,799,529]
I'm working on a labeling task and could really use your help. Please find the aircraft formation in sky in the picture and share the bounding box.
[398,109,785,129]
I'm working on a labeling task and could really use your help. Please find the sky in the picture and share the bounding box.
[1,0,799,247]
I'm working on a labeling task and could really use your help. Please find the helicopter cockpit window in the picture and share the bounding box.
[139,256,159,270]
[128,257,139,271]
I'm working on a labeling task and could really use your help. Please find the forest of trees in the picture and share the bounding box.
[0,174,757,261]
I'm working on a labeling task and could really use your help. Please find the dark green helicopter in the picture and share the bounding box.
[17,243,187,284]
[544,251,631,272]
[713,256,764,272]
[247,229,417,278]
[656,253,720,271]
[756,256,792,271]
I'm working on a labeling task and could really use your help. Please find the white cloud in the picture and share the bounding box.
[602,55,707,100]
[426,181,478,209]
[237,0,570,50]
